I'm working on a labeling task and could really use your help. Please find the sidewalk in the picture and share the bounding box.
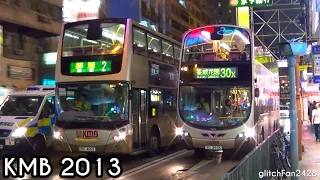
[298,121,320,180]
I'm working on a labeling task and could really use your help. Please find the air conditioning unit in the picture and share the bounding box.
[14,49,23,55]
[21,35,28,42]
[36,47,43,53]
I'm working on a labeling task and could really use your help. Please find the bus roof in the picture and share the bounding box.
[9,85,55,96]
[182,24,251,40]
[63,18,181,45]
[131,20,181,45]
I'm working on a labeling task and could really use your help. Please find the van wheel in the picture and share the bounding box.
[148,130,160,156]
[31,135,46,155]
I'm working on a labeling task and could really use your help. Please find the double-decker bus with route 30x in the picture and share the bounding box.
[175,25,280,156]
[53,18,181,156]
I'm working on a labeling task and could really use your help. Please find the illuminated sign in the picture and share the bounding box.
[7,66,35,80]
[229,0,273,7]
[217,27,235,36]
[70,60,112,73]
[63,0,100,22]
[237,7,250,28]
[185,37,206,46]
[194,67,238,79]
[42,79,56,85]
[43,52,57,65]
[139,21,157,31]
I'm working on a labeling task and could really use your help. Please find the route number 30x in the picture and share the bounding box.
[220,68,236,78]
[59,157,123,178]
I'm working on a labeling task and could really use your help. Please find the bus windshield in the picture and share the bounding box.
[183,26,251,62]
[56,82,129,122]
[179,85,251,129]
[62,22,125,57]
[0,96,44,116]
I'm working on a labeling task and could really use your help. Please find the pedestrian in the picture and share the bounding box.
[309,102,315,124]
[312,103,320,141]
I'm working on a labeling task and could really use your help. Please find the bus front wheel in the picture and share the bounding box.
[194,148,205,157]
[148,130,160,156]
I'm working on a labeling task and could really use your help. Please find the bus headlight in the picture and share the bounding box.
[238,129,255,138]
[175,128,183,136]
[54,131,63,140]
[11,127,27,137]
[114,128,126,141]
[244,128,255,137]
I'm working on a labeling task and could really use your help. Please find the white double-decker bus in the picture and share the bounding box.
[53,18,181,156]
[176,25,280,155]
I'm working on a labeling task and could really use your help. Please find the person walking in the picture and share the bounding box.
[311,103,320,141]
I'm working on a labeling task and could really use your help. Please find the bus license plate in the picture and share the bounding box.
[79,147,96,152]
[205,146,222,151]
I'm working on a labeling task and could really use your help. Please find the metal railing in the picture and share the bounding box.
[221,129,281,180]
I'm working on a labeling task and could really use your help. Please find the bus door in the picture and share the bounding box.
[132,88,148,150]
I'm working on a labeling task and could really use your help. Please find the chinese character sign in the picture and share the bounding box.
[70,60,112,74]
[194,67,238,79]
[229,0,273,7]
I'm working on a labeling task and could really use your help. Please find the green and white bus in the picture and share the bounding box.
[53,18,181,156]
[176,25,280,155]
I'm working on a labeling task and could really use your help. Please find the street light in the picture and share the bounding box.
[278,41,307,180]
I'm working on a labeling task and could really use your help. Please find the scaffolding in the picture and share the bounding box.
[252,0,307,60]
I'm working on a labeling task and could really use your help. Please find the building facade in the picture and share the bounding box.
[0,0,62,97]
[102,0,220,42]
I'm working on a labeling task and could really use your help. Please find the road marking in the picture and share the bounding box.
[105,149,189,180]
[178,159,214,178]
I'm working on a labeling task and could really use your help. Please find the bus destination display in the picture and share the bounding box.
[70,60,112,73]
[194,67,238,79]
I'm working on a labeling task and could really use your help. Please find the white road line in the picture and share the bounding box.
[187,160,213,172]
[179,159,214,178]
[105,149,189,180]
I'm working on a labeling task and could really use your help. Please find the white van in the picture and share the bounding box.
[0,85,56,154]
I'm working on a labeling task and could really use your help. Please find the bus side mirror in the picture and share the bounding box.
[254,88,260,98]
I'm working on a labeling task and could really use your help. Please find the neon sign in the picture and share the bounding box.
[217,27,235,36]
[185,37,206,46]
[194,67,238,79]
[229,0,273,7]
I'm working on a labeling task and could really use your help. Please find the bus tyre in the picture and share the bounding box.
[31,135,46,155]
[148,132,160,156]
[194,148,204,157]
